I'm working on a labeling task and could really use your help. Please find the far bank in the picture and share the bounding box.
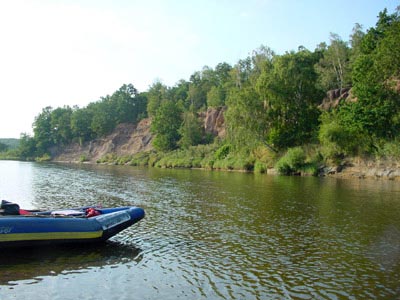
[48,118,400,181]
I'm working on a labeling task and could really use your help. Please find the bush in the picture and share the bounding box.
[275,147,306,175]
[318,114,368,163]
[254,161,267,173]
[79,154,88,163]
[375,139,400,160]
[252,145,276,168]
[214,144,231,160]
[36,153,51,162]
[97,153,117,164]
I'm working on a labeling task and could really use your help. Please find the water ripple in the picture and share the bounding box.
[1,163,400,299]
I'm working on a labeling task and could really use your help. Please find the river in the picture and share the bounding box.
[0,160,399,299]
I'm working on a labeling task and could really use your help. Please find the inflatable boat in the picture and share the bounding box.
[0,200,145,248]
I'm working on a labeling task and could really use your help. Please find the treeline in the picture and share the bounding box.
[0,139,19,152]
[10,8,400,172]
[17,84,147,159]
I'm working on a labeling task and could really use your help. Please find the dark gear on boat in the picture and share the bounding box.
[1,200,20,215]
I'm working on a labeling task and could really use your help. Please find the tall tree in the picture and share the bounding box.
[257,48,323,148]
[50,106,73,146]
[71,107,94,145]
[17,133,37,159]
[151,101,182,151]
[33,106,54,155]
[315,33,351,90]
[0,142,8,152]
[178,111,203,149]
[341,8,400,140]
[147,81,168,117]
[89,97,117,137]
[225,85,266,152]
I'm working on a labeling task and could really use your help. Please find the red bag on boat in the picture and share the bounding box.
[86,207,101,218]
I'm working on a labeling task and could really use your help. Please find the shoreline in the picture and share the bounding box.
[51,158,400,181]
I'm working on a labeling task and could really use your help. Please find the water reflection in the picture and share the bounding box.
[0,242,142,286]
[1,161,400,299]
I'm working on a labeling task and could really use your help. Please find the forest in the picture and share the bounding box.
[2,8,400,175]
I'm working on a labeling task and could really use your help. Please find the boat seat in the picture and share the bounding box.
[51,209,86,217]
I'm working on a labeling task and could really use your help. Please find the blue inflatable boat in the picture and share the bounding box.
[0,200,145,248]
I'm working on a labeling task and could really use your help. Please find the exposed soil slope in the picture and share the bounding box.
[52,119,153,163]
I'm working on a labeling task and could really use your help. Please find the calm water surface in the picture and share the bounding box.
[0,160,400,299]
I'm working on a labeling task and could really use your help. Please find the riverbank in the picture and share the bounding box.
[319,158,400,181]
[47,119,400,181]
[53,154,400,181]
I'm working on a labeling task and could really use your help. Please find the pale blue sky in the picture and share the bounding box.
[0,0,398,138]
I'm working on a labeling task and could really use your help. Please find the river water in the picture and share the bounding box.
[0,160,400,299]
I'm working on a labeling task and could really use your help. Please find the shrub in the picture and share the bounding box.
[375,139,400,160]
[252,145,277,168]
[214,144,231,160]
[254,161,267,173]
[318,114,368,163]
[79,154,88,163]
[36,153,51,162]
[275,147,306,175]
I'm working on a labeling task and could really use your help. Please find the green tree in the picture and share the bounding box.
[50,106,73,146]
[33,106,54,155]
[17,133,37,159]
[89,97,117,137]
[178,111,203,149]
[341,8,400,141]
[151,101,182,151]
[169,80,190,108]
[349,23,365,66]
[206,62,233,107]
[71,107,94,145]
[187,70,208,111]
[315,33,352,90]
[207,86,225,107]
[110,83,148,124]
[147,81,168,117]
[0,142,8,152]
[257,48,323,149]
[225,85,266,152]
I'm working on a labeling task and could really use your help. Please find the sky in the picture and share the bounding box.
[0,0,398,138]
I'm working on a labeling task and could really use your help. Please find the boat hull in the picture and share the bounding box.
[0,206,144,248]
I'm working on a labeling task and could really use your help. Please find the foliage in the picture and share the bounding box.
[275,147,306,175]
[79,154,89,163]
[254,161,268,173]
[315,33,352,90]
[225,85,266,152]
[153,144,217,169]
[340,9,400,142]
[7,6,400,173]
[151,101,182,151]
[214,144,231,160]
[35,153,51,162]
[13,83,147,160]
[71,108,94,145]
[178,112,203,149]
[147,81,168,117]
[17,133,37,160]
[212,153,254,171]
[0,139,19,150]
[257,48,323,149]
[318,112,368,161]
[374,139,400,160]
[0,142,8,152]
[252,145,276,167]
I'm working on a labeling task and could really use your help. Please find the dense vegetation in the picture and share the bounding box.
[3,8,400,174]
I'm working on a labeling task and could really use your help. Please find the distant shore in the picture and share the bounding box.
[51,157,400,181]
